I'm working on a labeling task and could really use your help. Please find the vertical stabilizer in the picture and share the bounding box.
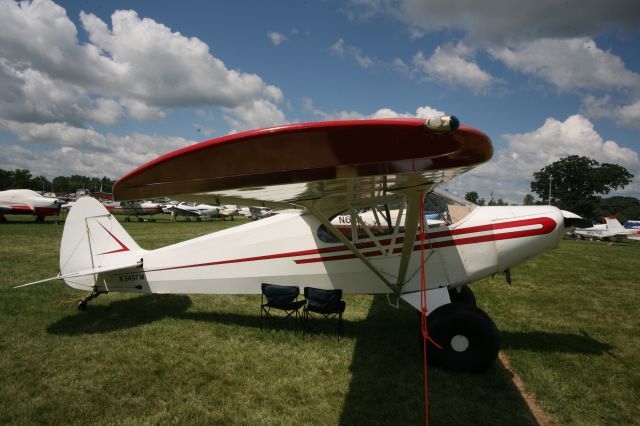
[604,217,627,235]
[60,197,145,290]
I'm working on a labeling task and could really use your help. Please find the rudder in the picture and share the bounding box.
[60,197,145,290]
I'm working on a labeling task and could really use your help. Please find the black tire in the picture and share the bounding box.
[448,285,476,305]
[77,300,88,311]
[426,303,499,373]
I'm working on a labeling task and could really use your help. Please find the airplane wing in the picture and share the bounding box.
[113,117,492,216]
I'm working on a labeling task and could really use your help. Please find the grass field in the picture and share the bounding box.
[1,215,638,425]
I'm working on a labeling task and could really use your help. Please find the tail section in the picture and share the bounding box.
[604,217,627,235]
[60,197,145,290]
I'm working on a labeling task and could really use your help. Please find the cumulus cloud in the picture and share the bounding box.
[221,99,288,134]
[412,43,494,94]
[267,32,288,46]
[0,0,288,176]
[347,0,640,44]
[0,131,194,179]
[490,38,640,92]
[302,99,445,121]
[0,0,285,128]
[583,95,640,132]
[330,39,375,69]
[447,115,640,201]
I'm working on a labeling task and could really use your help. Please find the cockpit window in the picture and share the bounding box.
[316,188,476,243]
[426,188,476,224]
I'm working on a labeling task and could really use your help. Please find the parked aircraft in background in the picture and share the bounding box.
[19,116,583,373]
[0,189,64,222]
[167,203,221,221]
[575,217,640,241]
[102,200,164,222]
[623,220,640,229]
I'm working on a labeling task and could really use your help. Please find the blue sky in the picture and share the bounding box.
[1,0,639,203]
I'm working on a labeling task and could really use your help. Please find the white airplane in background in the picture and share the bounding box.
[19,116,582,373]
[167,203,238,221]
[575,217,640,241]
[102,200,164,222]
[0,189,65,222]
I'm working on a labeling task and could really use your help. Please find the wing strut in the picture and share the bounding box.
[304,187,429,296]
[395,190,424,292]
[306,203,396,292]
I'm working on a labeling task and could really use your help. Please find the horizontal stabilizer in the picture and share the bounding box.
[14,260,143,289]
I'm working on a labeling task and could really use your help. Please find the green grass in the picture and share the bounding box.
[1,215,638,425]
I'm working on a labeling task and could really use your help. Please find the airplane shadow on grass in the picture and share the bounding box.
[47,294,613,425]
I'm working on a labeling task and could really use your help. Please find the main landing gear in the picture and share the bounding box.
[77,289,107,311]
[427,299,500,373]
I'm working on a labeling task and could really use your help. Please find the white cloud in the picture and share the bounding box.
[583,95,640,132]
[0,0,285,127]
[412,43,494,94]
[448,114,640,201]
[119,98,167,122]
[348,0,640,44]
[267,32,288,46]
[79,9,283,108]
[222,99,288,134]
[0,120,108,151]
[490,38,640,92]
[330,38,375,69]
[303,99,445,121]
[0,131,194,179]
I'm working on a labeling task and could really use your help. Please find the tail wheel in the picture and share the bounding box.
[427,303,499,373]
[448,285,476,305]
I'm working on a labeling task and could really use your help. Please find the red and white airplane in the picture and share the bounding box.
[20,116,580,372]
[0,189,64,222]
[575,217,640,241]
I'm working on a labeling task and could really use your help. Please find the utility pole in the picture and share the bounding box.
[548,175,553,206]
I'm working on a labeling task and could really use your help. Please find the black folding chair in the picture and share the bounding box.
[303,287,346,339]
[260,283,306,334]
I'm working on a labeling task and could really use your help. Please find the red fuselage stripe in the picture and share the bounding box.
[145,217,557,272]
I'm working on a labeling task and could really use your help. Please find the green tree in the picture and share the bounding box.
[0,169,13,190]
[523,194,535,205]
[12,169,32,189]
[465,191,480,204]
[593,196,640,224]
[531,155,633,218]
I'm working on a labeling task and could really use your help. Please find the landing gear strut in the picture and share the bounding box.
[77,289,107,311]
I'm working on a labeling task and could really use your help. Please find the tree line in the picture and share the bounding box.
[464,155,638,223]
[0,169,115,194]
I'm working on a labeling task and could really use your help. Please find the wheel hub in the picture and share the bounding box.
[451,334,470,352]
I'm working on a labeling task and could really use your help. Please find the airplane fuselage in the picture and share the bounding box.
[65,203,565,307]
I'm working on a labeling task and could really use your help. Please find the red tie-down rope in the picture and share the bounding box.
[419,195,442,425]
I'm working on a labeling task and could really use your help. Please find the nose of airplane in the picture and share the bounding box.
[490,206,566,272]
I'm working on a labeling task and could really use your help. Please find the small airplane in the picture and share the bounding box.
[166,202,222,221]
[248,206,272,221]
[19,116,582,373]
[0,189,65,222]
[102,200,164,222]
[574,217,640,241]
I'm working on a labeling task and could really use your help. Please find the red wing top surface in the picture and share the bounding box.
[113,119,492,208]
